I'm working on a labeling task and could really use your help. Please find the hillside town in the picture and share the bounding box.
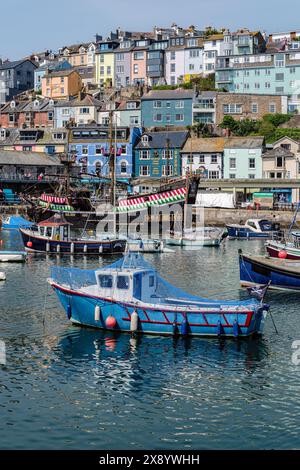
[1,23,300,205]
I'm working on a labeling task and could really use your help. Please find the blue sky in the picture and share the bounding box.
[1,0,300,60]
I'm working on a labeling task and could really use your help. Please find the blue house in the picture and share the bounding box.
[141,89,194,128]
[134,130,189,178]
[69,125,142,181]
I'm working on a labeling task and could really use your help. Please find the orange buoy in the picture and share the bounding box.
[105,315,117,329]
[278,250,287,259]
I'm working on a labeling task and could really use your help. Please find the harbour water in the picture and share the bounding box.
[1,230,300,449]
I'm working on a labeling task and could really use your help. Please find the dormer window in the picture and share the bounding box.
[126,101,137,110]
[141,135,149,144]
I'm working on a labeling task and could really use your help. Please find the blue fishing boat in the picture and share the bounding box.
[227,218,281,239]
[239,249,300,291]
[1,215,34,230]
[49,253,269,338]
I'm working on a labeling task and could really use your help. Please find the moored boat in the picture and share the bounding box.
[166,227,227,247]
[0,251,27,262]
[239,249,300,291]
[49,252,269,337]
[19,214,126,255]
[227,219,281,239]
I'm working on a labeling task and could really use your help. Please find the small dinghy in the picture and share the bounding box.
[166,227,227,247]
[0,251,27,262]
[49,252,269,338]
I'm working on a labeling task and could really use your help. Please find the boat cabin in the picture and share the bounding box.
[94,267,158,303]
[37,215,71,241]
[245,219,278,233]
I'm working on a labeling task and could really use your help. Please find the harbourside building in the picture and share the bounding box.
[41,69,83,100]
[68,125,142,180]
[193,91,216,124]
[0,127,67,155]
[54,94,103,127]
[134,130,189,178]
[223,136,265,179]
[181,137,225,177]
[141,89,194,128]
[0,150,63,181]
[95,41,119,87]
[34,60,72,92]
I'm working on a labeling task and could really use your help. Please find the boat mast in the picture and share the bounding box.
[108,109,115,207]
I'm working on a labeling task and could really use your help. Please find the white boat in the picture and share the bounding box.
[165,227,227,247]
[126,239,173,253]
[0,251,27,262]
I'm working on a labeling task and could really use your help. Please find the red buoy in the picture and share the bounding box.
[27,241,33,248]
[278,250,287,259]
[105,315,117,329]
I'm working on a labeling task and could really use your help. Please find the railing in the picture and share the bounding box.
[0,174,59,182]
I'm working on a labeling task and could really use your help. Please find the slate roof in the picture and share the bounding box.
[182,137,225,153]
[0,150,61,166]
[135,131,189,149]
[0,59,37,70]
[141,89,194,101]
[0,98,56,114]
[262,146,295,158]
[54,94,102,108]
[224,136,264,149]
[0,128,67,146]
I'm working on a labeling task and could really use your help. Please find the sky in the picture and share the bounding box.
[1,0,300,60]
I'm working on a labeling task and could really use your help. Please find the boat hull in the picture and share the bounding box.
[50,282,267,338]
[266,242,300,260]
[19,229,126,255]
[0,251,27,262]
[239,252,300,291]
[227,226,276,239]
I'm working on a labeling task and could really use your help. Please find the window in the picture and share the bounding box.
[23,146,32,152]
[189,64,195,71]
[134,51,144,60]
[175,101,184,108]
[100,66,105,75]
[154,114,162,122]
[116,65,124,73]
[223,104,242,114]
[275,54,285,67]
[251,103,258,113]
[229,158,236,169]
[107,66,111,75]
[120,162,127,174]
[162,149,173,159]
[249,158,255,169]
[170,51,176,60]
[154,101,162,108]
[265,69,271,75]
[79,107,89,114]
[290,67,296,74]
[211,154,218,163]
[117,275,130,290]
[82,145,88,154]
[95,145,102,154]
[60,88,64,94]
[175,114,184,121]
[229,173,236,179]
[116,53,125,61]
[209,170,219,179]
[276,86,284,93]
[171,63,176,73]
[276,73,284,81]
[162,165,173,176]
[127,101,137,110]
[140,150,150,159]
[248,174,255,179]
[269,103,276,113]
[276,156,283,168]
[199,154,205,163]
[130,116,139,125]
[133,64,139,74]
[140,165,150,176]
[100,54,104,63]
[98,275,113,288]
[60,77,64,83]
[265,82,271,88]
[48,111,53,121]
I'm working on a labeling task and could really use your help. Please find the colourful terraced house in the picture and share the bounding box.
[95,41,119,87]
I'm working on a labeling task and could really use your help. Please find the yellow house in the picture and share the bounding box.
[42,70,82,99]
[95,41,119,87]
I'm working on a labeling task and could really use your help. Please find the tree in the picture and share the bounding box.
[262,113,292,127]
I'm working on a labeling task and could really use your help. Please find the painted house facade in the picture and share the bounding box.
[223,136,264,179]
[95,41,119,87]
[181,137,225,177]
[69,125,142,179]
[114,40,134,88]
[134,130,189,178]
[131,40,150,85]
[141,89,194,128]
[146,40,168,86]
[215,50,300,114]
[34,60,72,91]
[54,94,102,127]
[0,98,55,128]
[0,59,37,105]
[42,69,82,99]
[0,128,67,155]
